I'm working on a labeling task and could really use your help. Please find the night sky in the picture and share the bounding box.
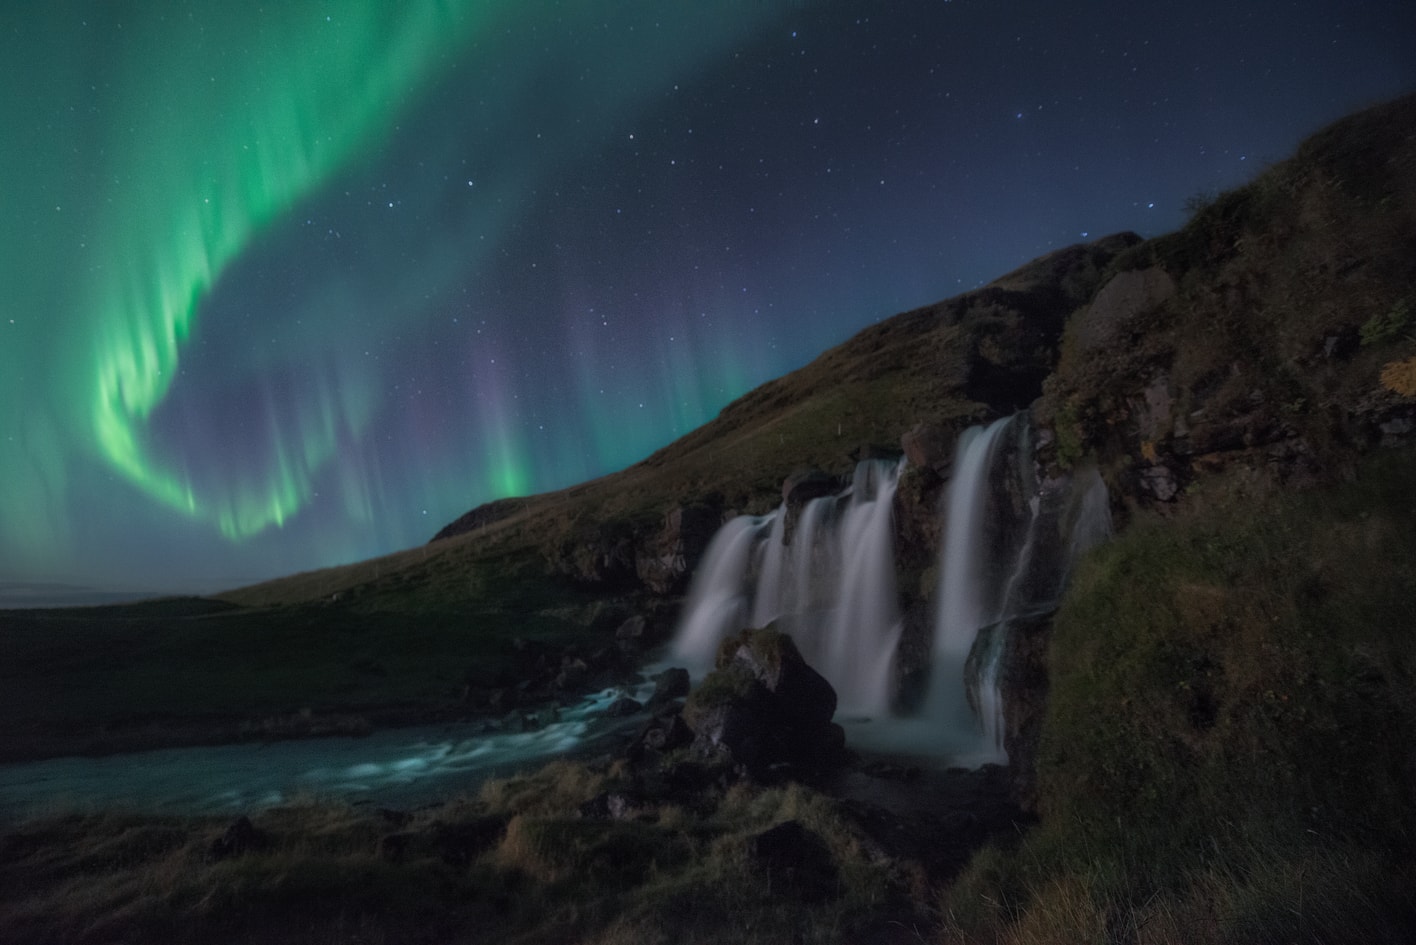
[2,1,1412,599]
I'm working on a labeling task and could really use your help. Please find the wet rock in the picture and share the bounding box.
[554,657,589,690]
[746,820,840,902]
[725,629,837,730]
[781,468,840,507]
[780,469,844,545]
[682,627,845,778]
[646,667,691,708]
[996,611,1057,811]
[632,711,694,757]
[208,815,268,861]
[901,421,956,476]
[603,696,644,717]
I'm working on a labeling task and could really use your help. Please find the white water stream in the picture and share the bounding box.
[0,682,652,820]
[672,458,906,714]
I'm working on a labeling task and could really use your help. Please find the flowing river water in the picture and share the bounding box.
[0,683,652,820]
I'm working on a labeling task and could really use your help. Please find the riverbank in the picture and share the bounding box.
[0,726,1029,945]
[0,567,664,765]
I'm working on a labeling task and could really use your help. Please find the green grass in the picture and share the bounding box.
[941,447,1416,943]
[0,549,612,761]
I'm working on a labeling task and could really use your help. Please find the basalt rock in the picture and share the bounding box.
[646,666,691,708]
[781,469,842,545]
[635,501,724,594]
[681,627,845,779]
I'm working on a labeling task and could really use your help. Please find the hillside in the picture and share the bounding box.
[2,93,1414,945]
[220,234,1136,610]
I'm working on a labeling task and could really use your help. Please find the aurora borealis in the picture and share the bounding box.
[2,2,1412,599]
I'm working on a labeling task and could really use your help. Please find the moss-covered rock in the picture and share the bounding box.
[682,627,844,779]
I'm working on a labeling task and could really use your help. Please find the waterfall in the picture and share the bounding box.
[670,417,1111,766]
[670,458,905,713]
[923,415,1112,763]
[925,417,1014,758]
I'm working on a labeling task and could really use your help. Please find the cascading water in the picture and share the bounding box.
[670,416,1111,766]
[925,417,1015,756]
[923,414,1112,763]
[670,458,906,714]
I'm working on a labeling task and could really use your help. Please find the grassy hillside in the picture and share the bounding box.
[942,447,1416,943]
[942,92,1416,943]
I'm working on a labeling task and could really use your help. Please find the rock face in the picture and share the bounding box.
[555,500,723,593]
[1039,95,1416,507]
[900,422,957,477]
[681,627,845,779]
[635,501,723,594]
[646,667,691,708]
[1068,266,1177,356]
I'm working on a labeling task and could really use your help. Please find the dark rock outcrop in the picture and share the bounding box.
[681,627,845,779]
[1039,96,1416,506]
[646,666,691,709]
[603,696,644,717]
[635,501,724,594]
[900,421,957,477]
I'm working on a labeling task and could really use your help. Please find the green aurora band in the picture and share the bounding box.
[0,1,797,582]
[83,4,500,540]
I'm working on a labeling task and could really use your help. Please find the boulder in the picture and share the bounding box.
[603,696,644,717]
[681,627,845,778]
[627,711,695,765]
[723,629,837,729]
[1139,464,1180,502]
[646,667,691,708]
